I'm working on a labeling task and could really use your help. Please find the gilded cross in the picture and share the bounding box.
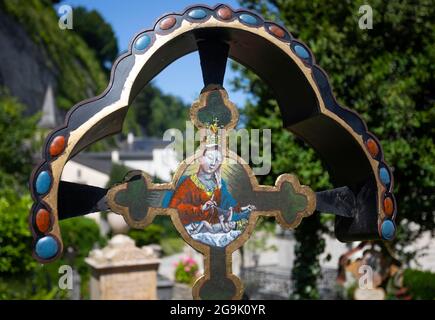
[106,86,315,299]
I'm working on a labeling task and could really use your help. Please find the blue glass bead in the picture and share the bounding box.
[134,34,151,51]
[381,220,395,240]
[379,167,391,186]
[35,171,51,195]
[239,13,257,25]
[188,9,207,19]
[294,44,310,59]
[35,236,58,259]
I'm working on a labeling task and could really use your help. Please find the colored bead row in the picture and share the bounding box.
[132,7,307,62]
[32,187,60,259]
[379,165,395,240]
[33,167,60,259]
[32,133,66,260]
[364,136,396,240]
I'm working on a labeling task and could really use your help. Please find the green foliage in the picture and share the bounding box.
[128,220,185,256]
[0,90,38,186]
[236,0,434,299]
[58,217,106,299]
[0,216,105,300]
[403,269,435,300]
[72,6,119,73]
[245,218,278,262]
[60,217,106,254]
[153,215,180,239]
[128,216,185,256]
[128,225,164,247]
[291,215,326,299]
[345,282,358,300]
[0,217,104,300]
[129,85,189,137]
[93,81,189,149]
[174,256,199,285]
[0,274,66,300]
[0,89,69,298]
[106,163,131,187]
[160,237,185,256]
[232,77,330,299]
[0,190,36,276]
[59,217,106,271]
[0,90,38,276]
[155,216,186,256]
[0,2,113,299]
[1,0,107,110]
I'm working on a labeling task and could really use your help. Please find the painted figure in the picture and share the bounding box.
[168,145,256,246]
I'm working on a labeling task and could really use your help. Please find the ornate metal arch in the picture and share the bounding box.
[29,4,396,298]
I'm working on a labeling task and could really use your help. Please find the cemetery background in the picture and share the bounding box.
[0,0,434,300]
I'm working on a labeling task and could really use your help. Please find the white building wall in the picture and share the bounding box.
[61,161,109,188]
[122,159,155,176]
[152,148,179,181]
[122,149,178,182]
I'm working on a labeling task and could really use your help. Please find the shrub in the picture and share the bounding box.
[127,215,185,256]
[0,272,68,300]
[59,217,107,299]
[160,237,185,256]
[403,269,435,300]
[0,190,36,276]
[174,256,199,285]
[128,225,164,247]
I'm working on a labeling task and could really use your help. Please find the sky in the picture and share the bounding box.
[57,0,248,106]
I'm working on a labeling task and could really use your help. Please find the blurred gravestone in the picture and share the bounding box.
[85,235,160,300]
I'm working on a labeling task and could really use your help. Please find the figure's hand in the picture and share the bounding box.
[241,204,256,211]
[227,207,234,218]
[202,200,217,211]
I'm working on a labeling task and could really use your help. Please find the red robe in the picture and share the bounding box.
[169,176,222,225]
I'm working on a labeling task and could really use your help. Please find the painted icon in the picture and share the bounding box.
[166,119,256,247]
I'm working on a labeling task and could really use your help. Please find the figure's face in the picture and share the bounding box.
[200,148,223,174]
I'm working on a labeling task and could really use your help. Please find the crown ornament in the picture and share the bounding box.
[205,117,222,147]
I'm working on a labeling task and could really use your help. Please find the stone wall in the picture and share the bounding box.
[0,9,57,115]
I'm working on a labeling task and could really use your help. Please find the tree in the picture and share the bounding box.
[72,6,119,73]
[129,84,189,137]
[0,90,38,276]
[0,90,106,299]
[0,190,36,276]
[58,217,106,298]
[0,90,38,187]
[235,0,435,298]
